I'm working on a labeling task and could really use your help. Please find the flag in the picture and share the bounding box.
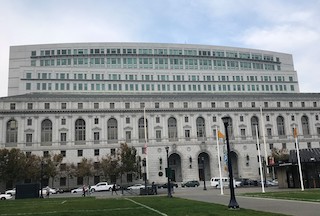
[293,128,298,138]
[218,130,225,139]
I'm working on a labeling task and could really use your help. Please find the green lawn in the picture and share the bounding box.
[241,189,320,202]
[0,196,287,216]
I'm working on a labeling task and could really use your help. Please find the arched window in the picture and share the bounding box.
[138,117,148,142]
[196,117,206,138]
[301,115,310,135]
[107,118,118,143]
[168,117,177,141]
[276,116,285,136]
[75,119,86,143]
[6,119,18,143]
[251,116,259,137]
[41,119,52,144]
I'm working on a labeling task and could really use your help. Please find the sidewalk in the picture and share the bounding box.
[175,187,320,216]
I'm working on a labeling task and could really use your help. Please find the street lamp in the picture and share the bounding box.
[222,116,239,209]
[202,157,207,190]
[40,160,44,198]
[165,146,172,198]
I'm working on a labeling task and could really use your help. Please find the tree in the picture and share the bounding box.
[77,158,94,185]
[0,148,27,188]
[24,154,42,182]
[42,154,63,187]
[100,152,121,183]
[119,143,139,178]
[271,147,289,164]
[100,143,140,184]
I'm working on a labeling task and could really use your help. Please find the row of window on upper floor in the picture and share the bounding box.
[8,99,314,111]
[28,72,292,83]
[5,114,318,145]
[32,48,278,62]
[27,82,294,93]
[32,57,280,71]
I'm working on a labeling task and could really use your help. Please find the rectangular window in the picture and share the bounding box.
[140,102,145,109]
[110,103,115,109]
[44,103,50,109]
[10,103,16,110]
[61,118,66,125]
[27,103,33,110]
[60,133,66,145]
[60,177,66,186]
[61,103,67,109]
[240,116,244,122]
[78,103,83,109]
[185,130,190,140]
[126,131,131,143]
[155,102,160,108]
[27,119,32,126]
[277,102,281,107]
[282,143,286,149]
[225,102,229,108]
[156,117,160,123]
[78,150,83,157]
[94,149,99,156]
[126,117,130,124]
[125,103,130,109]
[156,130,161,142]
[60,150,66,157]
[185,116,189,123]
[26,134,32,144]
[169,102,174,108]
[238,102,242,108]
[211,102,216,108]
[210,116,215,123]
[94,132,100,144]
[183,102,188,108]
[94,118,99,124]
[197,102,202,108]
[94,103,99,109]
[269,143,273,150]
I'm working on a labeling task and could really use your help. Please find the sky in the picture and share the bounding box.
[0,0,319,97]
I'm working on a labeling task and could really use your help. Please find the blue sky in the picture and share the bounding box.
[0,0,319,97]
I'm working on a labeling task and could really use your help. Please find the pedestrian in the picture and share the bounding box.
[112,184,118,195]
[46,186,50,198]
[82,185,86,197]
[151,182,157,195]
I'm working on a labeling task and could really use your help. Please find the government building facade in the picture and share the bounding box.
[1,42,319,189]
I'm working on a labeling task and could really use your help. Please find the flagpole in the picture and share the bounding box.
[144,107,148,182]
[260,106,269,173]
[256,125,265,193]
[216,126,224,195]
[294,127,304,191]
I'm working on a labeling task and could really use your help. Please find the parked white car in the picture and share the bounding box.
[71,186,88,193]
[5,188,16,196]
[127,184,145,190]
[0,193,12,200]
[90,182,113,192]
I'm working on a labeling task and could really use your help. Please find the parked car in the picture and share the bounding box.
[127,184,145,190]
[157,182,178,189]
[5,188,16,196]
[71,186,88,194]
[236,178,258,186]
[258,179,279,186]
[211,177,240,188]
[42,186,57,194]
[90,182,113,192]
[181,180,200,187]
[52,188,64,193]
[0,193,12,200]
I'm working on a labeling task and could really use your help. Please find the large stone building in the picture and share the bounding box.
[1,42,319,189]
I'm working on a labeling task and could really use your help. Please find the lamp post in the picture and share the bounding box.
[40,160,44,198]
[202,157,207,190]
[222,116,239,209]
[165,146,172,198]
